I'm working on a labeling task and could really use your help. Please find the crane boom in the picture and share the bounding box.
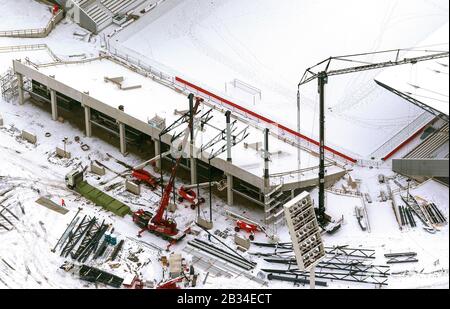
[299,50,449,86]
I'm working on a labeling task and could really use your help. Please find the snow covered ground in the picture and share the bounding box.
[116,0,449,158]
[0,0,449,290]
[0,0,52,31]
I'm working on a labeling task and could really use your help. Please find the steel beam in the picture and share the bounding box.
[375,80,449,122]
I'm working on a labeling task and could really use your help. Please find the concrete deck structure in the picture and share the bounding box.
[393,158,449,178]
[12,56,346,224]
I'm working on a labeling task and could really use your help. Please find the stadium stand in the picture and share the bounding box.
[71,0,145,33]
[405,123,449,159]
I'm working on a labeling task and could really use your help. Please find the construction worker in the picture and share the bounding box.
[52,4,59,15]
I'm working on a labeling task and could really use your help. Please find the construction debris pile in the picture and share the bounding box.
[401,193,448,233]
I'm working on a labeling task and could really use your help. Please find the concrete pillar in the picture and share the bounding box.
[227,174,234,206]
[50,89,58,121]
[84,106,92,137]
[16,73,25,105]
[119,122,126,155]
[154,139,161,170]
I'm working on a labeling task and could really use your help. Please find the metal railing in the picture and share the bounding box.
[107,43,175,83]
[0,10,64,38]
[369,111,435,160]
[0,44,48,53]
[0,44,60,63]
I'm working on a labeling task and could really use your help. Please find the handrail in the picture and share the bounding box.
[0,44,48,53]
[0,44,60,62]
[0,10,63,38]
[269,162,335,178]
[370,111,435,160]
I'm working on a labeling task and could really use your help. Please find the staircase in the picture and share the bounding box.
[85,4,111,26]
[101,0,139,15]
[264,185,292,225]
[72,0,145,33]
[0,69,18,102]
[405,123,449,159]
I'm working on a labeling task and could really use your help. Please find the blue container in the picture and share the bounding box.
[110,234,118,246]
[104,232,111,244]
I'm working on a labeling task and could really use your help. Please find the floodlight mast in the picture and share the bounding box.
[297,49,449,226]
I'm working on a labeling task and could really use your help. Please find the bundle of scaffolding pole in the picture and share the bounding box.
[251,243,377,260]
[262,252,390,286]
[264,268,388,286]
[187,238,256,271]
[267,273,328,287]
[263,255,389,276]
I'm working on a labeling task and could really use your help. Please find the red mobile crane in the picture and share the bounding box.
[156,276,184,289]
[133,96,203,242]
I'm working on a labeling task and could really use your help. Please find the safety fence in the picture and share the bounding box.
[370,112,435,161]
[0,44,61,63]
[0,9,63,38]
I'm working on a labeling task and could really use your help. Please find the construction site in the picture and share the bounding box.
[0,0,448,290]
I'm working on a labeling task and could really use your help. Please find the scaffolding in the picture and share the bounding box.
[0,69,18,102]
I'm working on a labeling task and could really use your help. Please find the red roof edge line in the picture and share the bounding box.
[382,121,432,161]
[175,76,358,164]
